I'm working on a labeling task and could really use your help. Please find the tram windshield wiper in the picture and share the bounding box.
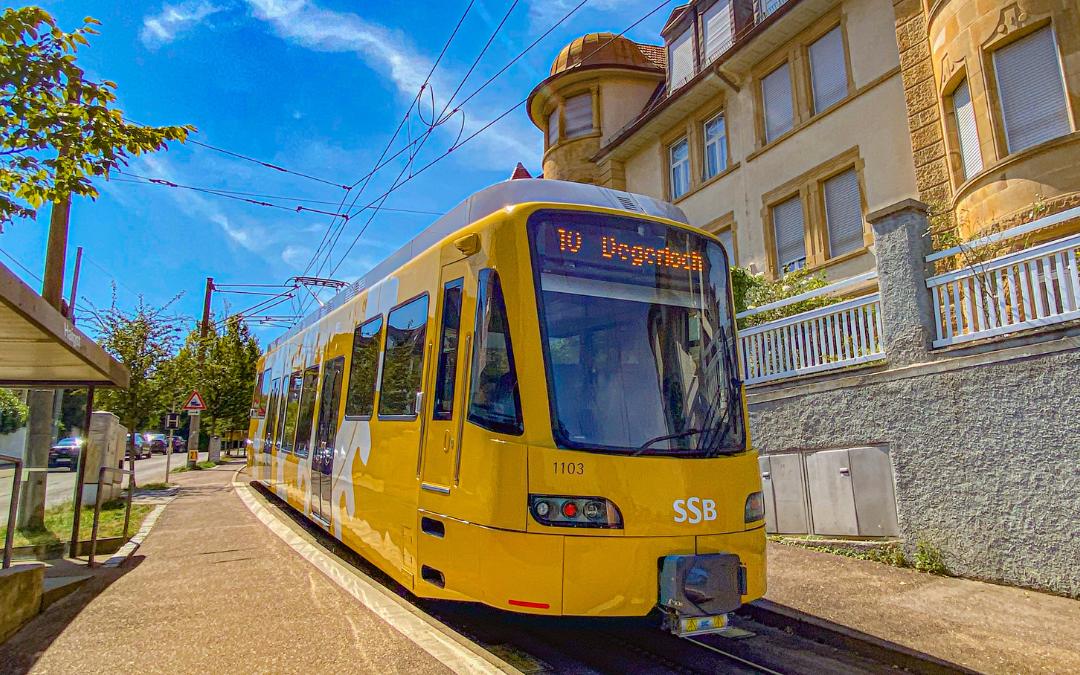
[634,428,705,455]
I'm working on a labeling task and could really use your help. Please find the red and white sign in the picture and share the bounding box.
[182,390,207,412]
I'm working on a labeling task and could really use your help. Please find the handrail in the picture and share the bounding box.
[738,292,881,337]
[0,453,22,569]
[88,466,134,567]
[926,231,1080,286]
[926,204,1080,263]
[736,271,878,319]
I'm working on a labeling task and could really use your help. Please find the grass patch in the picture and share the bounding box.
[170,460,221,473]
[1,498,153,548]
[138,482,173,491]
[913,540,949,575]
[771,535,950,576]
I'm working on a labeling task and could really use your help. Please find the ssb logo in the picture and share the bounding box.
[673,497,717,523]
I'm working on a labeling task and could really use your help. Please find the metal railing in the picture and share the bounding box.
[88,466,134,567]
[927,231,1080,347]
[736,272,884,385]
[1,453,22,569]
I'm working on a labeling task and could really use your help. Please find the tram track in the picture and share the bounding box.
[248,480,967,675]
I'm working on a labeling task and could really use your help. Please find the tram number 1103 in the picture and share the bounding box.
[554,461,585,476]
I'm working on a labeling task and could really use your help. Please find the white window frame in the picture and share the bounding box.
[703,112,728,180]
[669,137,691,200]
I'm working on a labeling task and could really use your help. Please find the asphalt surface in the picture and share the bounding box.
[0,450,210,512]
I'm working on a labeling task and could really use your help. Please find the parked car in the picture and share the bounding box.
[48,437,82,471]
[171,436,186,453]
[126,433,151,459]
[145,433,168,455]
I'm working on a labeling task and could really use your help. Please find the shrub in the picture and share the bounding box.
[732,266,837,329]
[913,539,949,576]
[0,389,29,434]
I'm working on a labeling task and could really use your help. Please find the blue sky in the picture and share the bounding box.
[0,0,671,344]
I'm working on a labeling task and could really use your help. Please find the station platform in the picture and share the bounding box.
[0,461,1075,674]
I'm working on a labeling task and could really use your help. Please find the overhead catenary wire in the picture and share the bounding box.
[320,1,675,287]
[305,0,603,302]
[0,246,43,282]
[110,175,443,217]
[300,0,479,282]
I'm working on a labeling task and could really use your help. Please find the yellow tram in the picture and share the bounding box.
[247,179,765,634]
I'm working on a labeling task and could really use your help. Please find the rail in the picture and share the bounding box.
[1,453,22,569]
[926,231,1080,347]
[88,466,134,567]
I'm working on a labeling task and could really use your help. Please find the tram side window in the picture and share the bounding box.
[263,377,281,453]
[345,317,383,418]
[251,368,270,418]
[467,270,523,435]
[293,365,320,457]
[433,278,464,420]
[378,294,429,417]
[280,371,304,454]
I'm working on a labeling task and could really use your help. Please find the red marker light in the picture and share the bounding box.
[561,501,578,518]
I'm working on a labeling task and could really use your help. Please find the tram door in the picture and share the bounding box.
[420,261,473,495]
[311,356,345,523]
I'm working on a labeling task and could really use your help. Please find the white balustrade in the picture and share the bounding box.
[738,291,885,385]
[927,231,1080,347]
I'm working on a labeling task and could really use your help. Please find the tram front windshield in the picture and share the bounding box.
[528,210,744,457]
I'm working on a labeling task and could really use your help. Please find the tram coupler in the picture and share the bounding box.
[658,553,745,636]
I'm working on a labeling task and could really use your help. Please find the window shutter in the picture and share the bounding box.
[952,79,983,179]
[669,29,694,91]
[772,196,805,272]
[762,63,794,142]
[563,94,592,138]
[994,27,1071,153]
[703,0,733,62]
[824,169,863,258]
[547,107,559,146]
[809,27,847,113]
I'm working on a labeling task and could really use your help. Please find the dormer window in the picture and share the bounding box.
[702,0,733,63]
[564,94,593,138]
[668,29,694,91]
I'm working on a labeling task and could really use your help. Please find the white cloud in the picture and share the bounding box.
[242,0,536,164]
[141,1,228,48]
[280,244,311,268]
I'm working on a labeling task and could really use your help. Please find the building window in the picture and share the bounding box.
[808,26,847,114]
[344,316,383,418]
[762,62,794,142]
[703,113,727,179]
[468,270,522,435]
[669,28,694,91]
[822,168,863,258]
[547,106,559,147]
[378,294,429,417]
[993,26,1071,154]
[772,195,806,274]
[951,78,983,180]
[703,0,733,63]
[669,137,690,199]
[563,93,593,138]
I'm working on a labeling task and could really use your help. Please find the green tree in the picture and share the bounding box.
[0,7,193,230]
[170,317,260,446]
[85,291,186,435]
[0,388,29,434]
[731,266,836,328]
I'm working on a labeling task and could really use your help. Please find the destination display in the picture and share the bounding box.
[553,227,705,273]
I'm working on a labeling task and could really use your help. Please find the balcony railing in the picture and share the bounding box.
[737,272,884,385]
[927,230,1080,347]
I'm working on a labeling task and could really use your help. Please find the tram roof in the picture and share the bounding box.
[270,179,687,351]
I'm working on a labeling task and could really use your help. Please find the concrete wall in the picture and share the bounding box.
[0,563,44,643]
[746,201,1080,597]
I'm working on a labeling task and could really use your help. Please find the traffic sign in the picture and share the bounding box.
[182,391,207,411]
[165,412,180,430]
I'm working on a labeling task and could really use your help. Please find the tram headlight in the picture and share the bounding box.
[744,491,765,523]
[529,495,623,529]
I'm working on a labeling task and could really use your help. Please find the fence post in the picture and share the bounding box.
[868,198,935,367]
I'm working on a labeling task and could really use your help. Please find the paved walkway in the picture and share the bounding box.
[764,541,1080,674]
[0,462,450,674]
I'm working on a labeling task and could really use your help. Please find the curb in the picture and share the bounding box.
[100,494,174,568]
[741,599,978,675]
[232,473,520,675]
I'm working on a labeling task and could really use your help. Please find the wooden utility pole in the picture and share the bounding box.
[18,197,71,529]
[187,277,213,469]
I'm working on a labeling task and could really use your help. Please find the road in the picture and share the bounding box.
[0,450,212,514]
